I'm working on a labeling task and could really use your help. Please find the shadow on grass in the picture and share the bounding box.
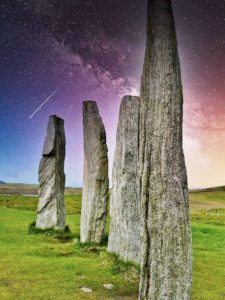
[109,253,140,275]
[28,222,74,242]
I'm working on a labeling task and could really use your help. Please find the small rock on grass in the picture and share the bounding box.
[103,284,114,290]
[80,287,93,293]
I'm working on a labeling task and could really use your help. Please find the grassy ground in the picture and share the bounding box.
[0,191,225,299]
[190,192,225,299]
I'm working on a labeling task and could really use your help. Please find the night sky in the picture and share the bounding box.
[0,0,225,188]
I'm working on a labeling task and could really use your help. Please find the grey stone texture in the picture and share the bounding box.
[138,0,192,299]
[108,95,141,263]
[36,115,66,229]
[80,101,109,244]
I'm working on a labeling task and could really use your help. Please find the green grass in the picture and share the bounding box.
[192,223,225,300]
[0,191,225,299]
[0,194,138,300]
[189,191,225,299]
[0,194,81,215]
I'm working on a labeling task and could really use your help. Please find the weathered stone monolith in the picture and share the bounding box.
[108,95,141,263]
[36,115,66,229]
[80,101,109,244]
[138,0,192,299]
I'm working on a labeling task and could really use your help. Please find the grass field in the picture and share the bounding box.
[0,190,225,299]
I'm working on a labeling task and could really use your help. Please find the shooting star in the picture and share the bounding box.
[29,80,67,120]
[29,64,75,120]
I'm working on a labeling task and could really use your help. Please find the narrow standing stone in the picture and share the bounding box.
[80,101,109,244]
[36,115,66,229]
[108,95,141,263]
[139,0,192,299]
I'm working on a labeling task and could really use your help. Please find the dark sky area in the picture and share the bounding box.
[0,0,225,187]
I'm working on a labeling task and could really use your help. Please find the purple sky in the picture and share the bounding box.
[0,0,225,188]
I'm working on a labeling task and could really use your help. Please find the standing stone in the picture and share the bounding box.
[80,101,109,244]
[139,0,192,299]
[36,115,66,229]
[108,95,141,263]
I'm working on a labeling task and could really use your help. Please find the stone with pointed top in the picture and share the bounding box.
[138,1,192,299]
[80,101,109,244]
[36,115,66,229]
[108,95,141,264]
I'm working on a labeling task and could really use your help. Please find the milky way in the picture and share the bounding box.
[0,0,225,187]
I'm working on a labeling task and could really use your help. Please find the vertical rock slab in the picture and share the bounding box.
[139,0,192,299]
[80,101,109,244]
[36,115,66,229]
[108,95,141,263]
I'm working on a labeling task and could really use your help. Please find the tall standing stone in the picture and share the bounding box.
[139,0,192,299]
[80,101,109,244]
[36,115,66,229]
[108,95,141,263]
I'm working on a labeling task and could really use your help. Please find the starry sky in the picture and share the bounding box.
[0,0,225,188]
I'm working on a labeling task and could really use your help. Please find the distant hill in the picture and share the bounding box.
[202,186,225,192]
[0,183,82,196]
[1,182,224,195]
[191,186,225,193]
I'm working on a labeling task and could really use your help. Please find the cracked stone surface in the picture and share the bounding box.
[138,0,192,299]
[80,101,109,244]
[108,95,141,264]
[36,115,66,230]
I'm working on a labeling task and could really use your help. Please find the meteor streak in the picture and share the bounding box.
[29,81,67,120]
